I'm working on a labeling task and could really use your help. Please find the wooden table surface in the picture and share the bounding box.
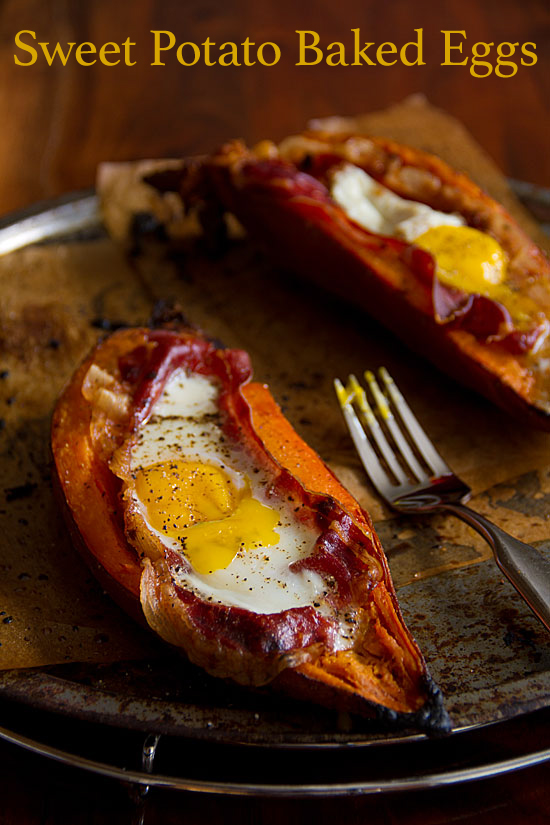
[1,0,549,821]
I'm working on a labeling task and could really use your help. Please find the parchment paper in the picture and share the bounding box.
[0,240,155,667]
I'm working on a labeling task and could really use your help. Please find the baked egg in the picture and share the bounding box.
[330,164,539,326]
[113,367,329,615]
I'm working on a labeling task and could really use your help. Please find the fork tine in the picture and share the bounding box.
[334,379,404,496]
[347,374,409,485]
[378,367,452,478]
[364,370,429,483]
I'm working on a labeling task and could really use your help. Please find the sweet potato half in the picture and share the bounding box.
[51,327,449,734]
[188,132,550,429]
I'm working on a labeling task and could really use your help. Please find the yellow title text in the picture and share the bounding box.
[13,29,538,78]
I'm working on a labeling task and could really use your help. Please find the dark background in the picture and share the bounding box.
[0,0,549,216]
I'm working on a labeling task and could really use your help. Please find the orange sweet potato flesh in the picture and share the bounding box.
[199,135,550,429]
[51,328,449,734]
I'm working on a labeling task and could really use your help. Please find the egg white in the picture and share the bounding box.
[128,368,331,616]
[330,163,465,241]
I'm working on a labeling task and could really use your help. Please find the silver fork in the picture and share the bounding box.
[334,367,550,632]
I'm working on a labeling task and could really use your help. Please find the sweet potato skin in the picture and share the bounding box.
[51,327,449,733]
[51,330,145,614]
[200,137,550,429]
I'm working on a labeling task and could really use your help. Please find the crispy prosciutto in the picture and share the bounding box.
[52,327,449,734]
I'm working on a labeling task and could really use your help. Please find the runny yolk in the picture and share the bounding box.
[134,460,280,574]
[135,460,237,531]
[414,225,507,292]
[414,225,539,326]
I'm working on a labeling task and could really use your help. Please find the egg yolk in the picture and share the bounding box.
[414,225,506,292]
[414,225,540,326]
[135,460,237,531]
[135,460,280,574]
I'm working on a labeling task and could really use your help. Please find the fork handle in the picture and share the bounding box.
[443,502,550,633]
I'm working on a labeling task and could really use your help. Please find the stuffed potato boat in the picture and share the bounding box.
[51,326,449,734]
[187,132,550,429]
